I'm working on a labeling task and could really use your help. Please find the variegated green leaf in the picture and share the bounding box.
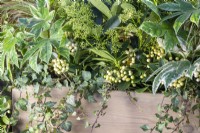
[190,10,200,26]
[173,12,191,34]
[141,0,160,17]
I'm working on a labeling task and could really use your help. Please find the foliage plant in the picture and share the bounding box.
[0,0,199,133]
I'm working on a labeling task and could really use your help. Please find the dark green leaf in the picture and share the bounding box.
[61,121,72,132]
[104,16,120,32]
[17,98,28,111]
[82,71,91,81]
[140,124,150,131]
[117,82,130,90]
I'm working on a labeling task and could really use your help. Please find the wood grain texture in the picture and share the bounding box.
[12,88,200,133]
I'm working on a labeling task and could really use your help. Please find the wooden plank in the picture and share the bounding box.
[12,88,200,133]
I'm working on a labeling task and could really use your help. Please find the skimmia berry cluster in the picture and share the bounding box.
[66,42,78,54]
[122,49,136,66]
[194,66,200,82]
[104,66,136,87]
[51,58,69,75]
[169,77,186,88]
[146,45,165,63]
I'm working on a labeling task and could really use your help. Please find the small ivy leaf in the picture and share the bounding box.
[67,95,76,107]
[140,124,150,131]
[61,121,72,132]
[34,83,40,94]
[16,98,28,111]
[82,71,91,81]
[44,101,56,108]
[2,115,10,125]
[116,82,131,90]
[157,123,165,132]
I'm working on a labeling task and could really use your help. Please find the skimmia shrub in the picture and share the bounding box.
[0,0,199,132]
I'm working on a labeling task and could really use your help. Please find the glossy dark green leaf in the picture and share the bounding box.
[104,16,120,32]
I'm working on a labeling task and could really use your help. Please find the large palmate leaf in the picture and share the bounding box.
[0,28,19,79]
[158,0,199,32]
[21,39,53,72]
[21,42,45,66]
[140,22,178,51]
[141,0,160,17]
[39,41,52,63]
[30,51,39,73]
[152,60,191,94]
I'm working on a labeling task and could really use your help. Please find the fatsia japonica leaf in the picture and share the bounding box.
[163,60,191,89]
[146,61,177,82]
[21,41,45,67]
[141,0,160,17]
[89,0,112,18]
[152,60,191,94]
[173,12,192,34]
[139,21,165,37]
[50,19,64,40]
[158,2,180,11]
[190,10,200,26]
[30,51,39,73]
[39,41,52,63]
[140,22,178,51]
[194,57,200,66]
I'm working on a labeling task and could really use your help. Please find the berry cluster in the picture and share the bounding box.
[104,66,136,87]
[140,73,147,79]
[122,49,136,66]
[66,42,78,54]
[51,58,69,75]
[194,67,200,82]
[168,56,180,61]
[146,45,165,62]
[169,77,186,88]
